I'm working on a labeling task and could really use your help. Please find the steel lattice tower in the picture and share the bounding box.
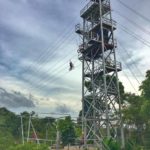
[75,0,125,149]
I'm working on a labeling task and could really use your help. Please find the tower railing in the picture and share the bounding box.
[84,60,121,76]
[80,0,110,18]
[88,18,117,31]
[75,24,84,34]
[76,17,116,35]
[80,1,97,17]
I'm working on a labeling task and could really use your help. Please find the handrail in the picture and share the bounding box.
[75,24,82,32]
[103,17,117,27]
[80,1,96,16]
[106,60,122,70]
[80,0,110,17]
[88,18,116,32]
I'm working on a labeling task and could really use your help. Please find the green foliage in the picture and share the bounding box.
[0,130,15,150]
[122,70,150,148]
[104,138,121,150]
[8,143,49,150]
[122,93,144,125]
[75,126,82,137]
[125,140,141,150]
[140,100,150,120]
[58,116,76,146]
[0,108,57,149]
[140,70,150,100]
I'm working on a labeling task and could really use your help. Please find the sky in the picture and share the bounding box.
[0,0,150,117]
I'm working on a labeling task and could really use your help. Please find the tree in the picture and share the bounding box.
[0,130,15,150]
[140,70,150,100]
[58,116,76,146]
[122,93,146,145]
[122,70,150,147]
[139,70,150,126]
[122,93,144,124]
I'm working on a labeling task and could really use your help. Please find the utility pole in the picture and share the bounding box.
[27,114,31,142]
[20,114,25,145]
[75,0,125,149]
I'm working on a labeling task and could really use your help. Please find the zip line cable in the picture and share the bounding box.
[114,10,150,36]
[119,69,139,94]
[118,24,150,47]
[35,39,99,91]
[117,51,141,85]
[21,1,86,95]
[25,42,79,90]
[28,53,78,91]
[24,33,142,94]
[23,13,82,83]
[25,41,82,93]
[16,0,149,96]
[24,35,76,81]
[22,19,150,88]
[21,0,85,75]
[117,56,139,94]
[22,29,75,75]
[26,36,82,93]
[117,0,150,23]
[25,43,80,92]
[21,32,80,92]
[118,40,144,77]
[30,62,81,95]
[27,28,145,94]
[22,18,77,76]
[118,52,141,85]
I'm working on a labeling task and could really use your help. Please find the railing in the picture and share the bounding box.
[78,42,90,52]
[75,24,82,33]
[80,1,96,17]
[106,60,122,71]
[108,38,117,47]
[88,18,116,32]
[103,17,117,27]
[80,0,110,17]
[102,0,110,7]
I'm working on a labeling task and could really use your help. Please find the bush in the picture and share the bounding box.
[8,143,49,150]
[104,138,121,150]
[0,130,15,150]
[125,140,142,150]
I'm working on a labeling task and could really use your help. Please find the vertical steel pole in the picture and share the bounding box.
[27,114,31,142]
[109,1,125,148]
[20,115,25,145]
[99,0,110,137]
[82,19,87,148]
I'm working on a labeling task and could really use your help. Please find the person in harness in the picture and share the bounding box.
[69,60,74,71]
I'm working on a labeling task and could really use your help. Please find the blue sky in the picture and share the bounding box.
[0,0,150,116]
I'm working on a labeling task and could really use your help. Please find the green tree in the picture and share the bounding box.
[0,130,15,150]
[122,70,150,147]
[122,93,147,145]
[140,70,150,100]
[58,116,76,146]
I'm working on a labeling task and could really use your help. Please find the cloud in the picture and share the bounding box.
[0,0,81,98]
[0,87,35,108]
[0,0,150,114]
[55,104,73,114]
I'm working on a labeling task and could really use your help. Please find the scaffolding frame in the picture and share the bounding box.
[76,0,125,149]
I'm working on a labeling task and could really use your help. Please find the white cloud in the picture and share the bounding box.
[0,0,150,116]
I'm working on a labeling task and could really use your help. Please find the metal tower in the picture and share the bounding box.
[75,0,124,149]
